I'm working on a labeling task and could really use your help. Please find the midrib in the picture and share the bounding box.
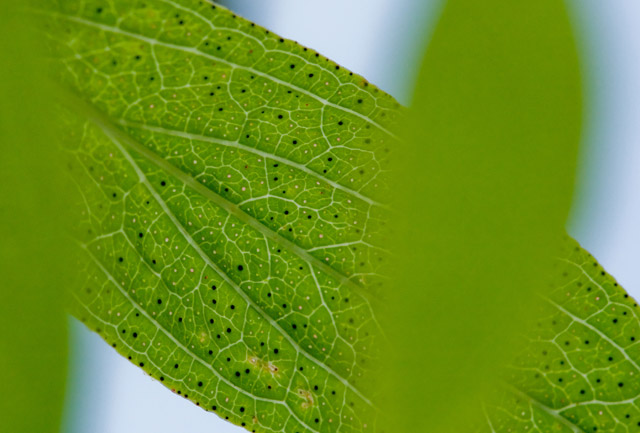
[106,115,370,298]
[100,118,377,408]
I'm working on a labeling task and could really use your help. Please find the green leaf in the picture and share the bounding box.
[40,0,400,431]
[1,4,70,433]
[486,238,640,432]
[382,1,588,432]
[38,1,640,432]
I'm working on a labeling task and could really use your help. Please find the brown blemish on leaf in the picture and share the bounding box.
[298,388,314,409]
[247,354,280,376]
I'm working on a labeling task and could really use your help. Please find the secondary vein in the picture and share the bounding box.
[119,119,384,207]
[101,121,377,408]
[47,12,400,140]
[78,246,321,433]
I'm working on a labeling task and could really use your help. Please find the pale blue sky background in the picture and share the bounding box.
[63,1,640,432]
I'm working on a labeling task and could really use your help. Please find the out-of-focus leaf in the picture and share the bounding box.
[0,3,69,433]
[384,1,582,432]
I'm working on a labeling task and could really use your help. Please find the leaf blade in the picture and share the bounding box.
[43,0,400,430]
[0,4,70,433]
[43,1,640,432]
[383,0,584,431]
[489,239,640,432]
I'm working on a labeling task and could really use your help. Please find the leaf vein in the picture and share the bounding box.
[101,121,376,408]
[48,12,399,140]
[76,248,321,433]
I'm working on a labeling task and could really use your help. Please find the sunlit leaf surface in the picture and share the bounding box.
[42,0,400,431]
[486,239,640,433]
[40,0,640,432]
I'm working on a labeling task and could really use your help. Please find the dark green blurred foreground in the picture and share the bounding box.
[0,4,70,433]
[384,1,581,432]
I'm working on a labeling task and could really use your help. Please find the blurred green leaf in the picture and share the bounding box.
[384,1,582,432]
[0,3,69,433]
